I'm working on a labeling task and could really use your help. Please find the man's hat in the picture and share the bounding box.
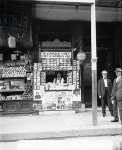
[101,70,107,74]
[115,68,122,72]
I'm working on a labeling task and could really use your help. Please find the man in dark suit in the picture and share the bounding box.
[98,70,113,117]
[111,68,122,124]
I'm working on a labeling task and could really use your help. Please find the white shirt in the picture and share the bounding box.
[116,76,121,83]
[103,78,108,87]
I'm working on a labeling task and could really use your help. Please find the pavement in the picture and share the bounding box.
[0,136,122,150]
[0,108,122,142]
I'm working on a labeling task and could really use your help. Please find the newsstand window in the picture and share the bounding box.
[46,71,67,83]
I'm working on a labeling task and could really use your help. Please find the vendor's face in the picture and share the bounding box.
[57,73,61,78]
[116,71,121,77]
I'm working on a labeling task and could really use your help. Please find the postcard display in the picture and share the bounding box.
[33,40,81,111]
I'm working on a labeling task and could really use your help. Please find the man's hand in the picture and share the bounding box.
[111,96,114,104]
[99,96,101,99]
[112,100,114,104]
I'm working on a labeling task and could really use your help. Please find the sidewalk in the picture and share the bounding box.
[0,108,122,142]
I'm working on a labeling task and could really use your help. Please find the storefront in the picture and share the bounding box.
[0,0,122,119]
[31,1,122,110]
[0,1,86,114]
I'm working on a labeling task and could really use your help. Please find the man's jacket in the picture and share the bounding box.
[98,78,112,98]
[111,76,122,101]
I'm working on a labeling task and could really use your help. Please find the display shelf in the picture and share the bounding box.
[0,89,25,93]
[0,48,34,115]
[0,60,26,65]
[0,100,32,103]
[0,77,26,79]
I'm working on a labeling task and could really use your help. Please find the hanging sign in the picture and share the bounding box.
[77,52,86,62]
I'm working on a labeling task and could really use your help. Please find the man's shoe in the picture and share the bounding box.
[111,119,119,122]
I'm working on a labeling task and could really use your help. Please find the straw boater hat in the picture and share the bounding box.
[114,68,122,72]
[101,70,107,74]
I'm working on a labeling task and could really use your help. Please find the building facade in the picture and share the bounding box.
[0,0,122,114]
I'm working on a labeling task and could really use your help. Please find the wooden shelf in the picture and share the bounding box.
[0,60,25,65]
[0,77,26,79]
[0,100,32,103]
[0,89,25,93]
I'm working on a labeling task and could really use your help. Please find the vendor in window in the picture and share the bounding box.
[53,73,64,85]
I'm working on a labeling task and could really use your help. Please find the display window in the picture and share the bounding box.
[46,71,67,83]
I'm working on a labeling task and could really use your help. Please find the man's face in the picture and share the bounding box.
[102,73,107,78]
[116,71,121,77]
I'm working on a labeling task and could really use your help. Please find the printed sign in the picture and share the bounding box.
[40,52,71,59]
